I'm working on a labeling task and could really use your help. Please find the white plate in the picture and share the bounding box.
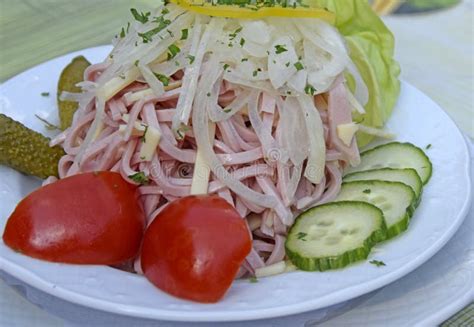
[0,46,471,323]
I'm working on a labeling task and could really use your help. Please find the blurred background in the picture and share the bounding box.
[371,0,461,14]
[0,0,472,326]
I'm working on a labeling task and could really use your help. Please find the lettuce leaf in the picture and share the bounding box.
[308,0,401,146]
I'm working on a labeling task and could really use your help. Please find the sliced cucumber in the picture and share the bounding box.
[335,180,416,239]
[285,201,386,271]
[346,142,432,185]
[344,168,423,207]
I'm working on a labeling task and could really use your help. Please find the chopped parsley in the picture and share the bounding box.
[294,61,304,71]
[176,128,188,140]
[252,68,262,77]
[35,114,60,131]
[285,62,290,67]
[241,58,249,62]
[223,63,230,71]
[186,55,195,64]
[130,8,150,24]
[138,17,171,43]
[154,73,170,86]
[363,189,371,194]
[166,29,174,37]
[128,172,150,185]
[240,38,246,47]
[249,276,258,283]
[167,44,181,60]
[304,84,316,96]
[425,144,432,149]
[40,92,50,97]
[296,232,307,241]
[229,27,243,40]
[140,125,149,143]
[120,27,126,38]
[134,60,140,67]
[274,44,288,54]
[161,7,170,15]
[223,108,232,113]
[207,92,211,97]
[180,28,189,40]
[369,260,386,267]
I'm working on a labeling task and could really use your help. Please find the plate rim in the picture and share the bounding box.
[0,46,472,322]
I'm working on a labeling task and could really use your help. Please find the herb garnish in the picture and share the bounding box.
[229,27,243,40]
[249,276,258,283]
[167,44,181,60]
[180,28,189,40]
[252,68,262,77]
[369,260,386,267]
[176,126,191,140]
[130,8,150,24]
[294,61,304,71]
[128,172,150,185]
[187,55,195,64]
[223,63,230,71]
[296,232,307,241]
[120,27,126,38]
[138,16,171,43]
[41,92,50,97]
[274,44,288,54]
[363,189,371,194]
[241,58,249,62]
[425,144,432,149]
[304,84,316,96]
[140,125,149,143]
[240,38,246,47]
[154,73,170,86]
[35,114,60,131]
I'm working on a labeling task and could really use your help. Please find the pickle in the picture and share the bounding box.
[0,114,65,179]
[57,56,90,130]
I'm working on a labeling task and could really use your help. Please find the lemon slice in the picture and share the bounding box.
[170,0,335,23]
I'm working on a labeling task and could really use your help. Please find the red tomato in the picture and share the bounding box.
[3,172,145,265]
[141,195,251,303]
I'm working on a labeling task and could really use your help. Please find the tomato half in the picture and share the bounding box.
[2,172,145,264]
[141,195,251,303]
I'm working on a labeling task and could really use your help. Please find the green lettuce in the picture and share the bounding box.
[308,0,401,146]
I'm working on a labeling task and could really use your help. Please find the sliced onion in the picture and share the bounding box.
[280,97,309,166]
[297,95,326,184]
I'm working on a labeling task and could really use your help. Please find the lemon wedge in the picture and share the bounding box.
[170,0,335,23]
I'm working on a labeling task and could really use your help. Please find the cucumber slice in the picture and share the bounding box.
[285,201,386,271]
[346,142,432,185]
[344,168,423,206]
[335,180,416,239]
